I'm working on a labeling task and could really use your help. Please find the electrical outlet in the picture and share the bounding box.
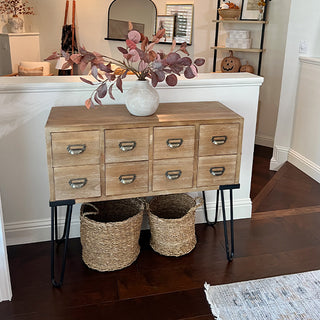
[299,40,308,54]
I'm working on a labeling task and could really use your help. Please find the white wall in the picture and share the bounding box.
[255,0,291,147]
[19,0,212,74]
[271,0,320,170]
[288,58,320,182]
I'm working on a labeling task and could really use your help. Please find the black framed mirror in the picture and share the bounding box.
[106,0,157,41]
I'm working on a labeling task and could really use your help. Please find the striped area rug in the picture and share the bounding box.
[204,270,320,320]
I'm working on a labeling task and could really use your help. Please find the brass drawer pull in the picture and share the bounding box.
[119,174,136,184]
[210,167,225,176]
[165,170,182,180]
[167,138,183,148]
[69,178,87,189]
[67,144,86,155]
[211,136,227,145]
[119,141,136,152]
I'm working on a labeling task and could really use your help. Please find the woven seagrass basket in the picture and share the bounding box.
[148,194,203,257]
[218,9,241,20]
[80,199,144,272]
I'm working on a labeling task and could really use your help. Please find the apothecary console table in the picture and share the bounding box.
[45,101,243,287]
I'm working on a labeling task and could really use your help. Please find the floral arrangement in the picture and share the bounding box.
[258,0,266,12]
[0,0,34,16]
[219,1,240,10]
[46,25,205,109]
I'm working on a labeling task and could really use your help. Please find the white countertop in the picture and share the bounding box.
[0,73,264,93]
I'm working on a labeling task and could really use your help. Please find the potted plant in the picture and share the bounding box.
[0,0,35,33]
[46,26,205,116]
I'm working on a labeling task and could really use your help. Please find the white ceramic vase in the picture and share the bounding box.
[125,80,159,116]
[8,15,24,33]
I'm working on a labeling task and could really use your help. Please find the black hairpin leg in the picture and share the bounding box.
[204,184,240,262]
[50,199,75,288]
[203,190,219,226]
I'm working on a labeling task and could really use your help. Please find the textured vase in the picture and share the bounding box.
[125,80,159,116]
[8,15,24,33]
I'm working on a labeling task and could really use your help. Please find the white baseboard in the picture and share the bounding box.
[255,134,274,148]
[288,149,320,183]
[5,217,80,246]
[5,198,252,246]
[270,145,290,171]
[195,198,252,223]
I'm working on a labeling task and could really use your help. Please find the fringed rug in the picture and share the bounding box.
[204,270,320,320]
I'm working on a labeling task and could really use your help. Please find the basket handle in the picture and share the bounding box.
[81,203,100,217]
[194,197,204,209]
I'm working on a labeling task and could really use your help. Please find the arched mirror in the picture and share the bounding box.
[107,0,157,40]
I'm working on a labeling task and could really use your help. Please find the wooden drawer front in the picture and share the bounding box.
[54,165,101,200]
[106,161,148,196]
[105,128,149,163]
[51,131,100,167]
[199,124,239,156]
[197,155,237,187]
[153,158,194,191]
[153,126,195,159]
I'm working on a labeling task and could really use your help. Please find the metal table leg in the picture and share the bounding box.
[204,184,240,261]
[50,199,75,288]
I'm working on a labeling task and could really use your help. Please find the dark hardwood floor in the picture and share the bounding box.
[1,145,320,320]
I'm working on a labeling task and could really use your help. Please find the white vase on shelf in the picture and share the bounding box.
[8,15,24,33]
[125,79,159,117]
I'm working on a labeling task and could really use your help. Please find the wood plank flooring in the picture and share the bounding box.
[1,146,320,320]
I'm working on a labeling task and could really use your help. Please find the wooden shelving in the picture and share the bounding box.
[211,46,264,53]
[212,0,270,75]
[212,20,268,24]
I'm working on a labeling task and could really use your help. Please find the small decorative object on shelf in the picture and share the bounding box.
[226,30,252,49]
[46,24,205,117]
[218,1,240,20]
[240,61,254,73]
[258,0,266,20]
[221,50,241,73]
[0,0,35,33]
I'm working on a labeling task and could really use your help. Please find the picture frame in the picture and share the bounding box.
[166,4,193,45]
[156,15,175,43]
[241,0,264,21]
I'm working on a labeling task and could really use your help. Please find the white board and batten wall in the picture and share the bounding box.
[0,73,263,246]
[271,0,320,175]
[287,57,320,183]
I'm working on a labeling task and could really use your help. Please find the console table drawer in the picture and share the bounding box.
[199,124,239,156]
[51,131,100,167]
[153,158,194,191]
[53,165,101,200]
[197,155,237,187]
[106,161,148,196]
[153,126,195,159]
[105,128,149,163]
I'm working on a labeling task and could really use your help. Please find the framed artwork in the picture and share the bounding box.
[156,15,175,43]
[241,0,264,20]
[166,4,193,44]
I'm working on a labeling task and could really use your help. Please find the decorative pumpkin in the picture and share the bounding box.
[240,63,254,74]
[221,51,241,73]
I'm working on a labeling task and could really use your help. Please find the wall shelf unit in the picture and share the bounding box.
[211,46,264,53]
[212,0,270,75]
